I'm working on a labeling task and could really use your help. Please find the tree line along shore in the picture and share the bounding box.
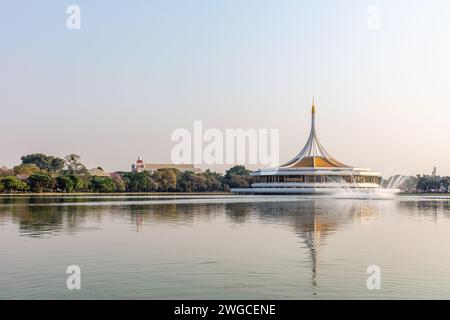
[0,153,251,193]
[0,153,448,194]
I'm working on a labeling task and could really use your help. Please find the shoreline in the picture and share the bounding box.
[1,192,450,197]
[0,192,234,196]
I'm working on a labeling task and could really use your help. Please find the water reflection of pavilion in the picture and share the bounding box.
[249,200,380,290]
[126,199,379,289]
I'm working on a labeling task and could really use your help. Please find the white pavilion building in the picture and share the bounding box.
[232,99,396,195]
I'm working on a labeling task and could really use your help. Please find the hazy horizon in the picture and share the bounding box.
[2,0,450,176]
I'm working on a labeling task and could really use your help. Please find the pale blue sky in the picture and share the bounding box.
[1,1,450,175]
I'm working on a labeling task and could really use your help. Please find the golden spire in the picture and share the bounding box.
[312,96,316,114]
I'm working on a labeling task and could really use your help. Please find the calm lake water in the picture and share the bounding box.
[1,194,450,299]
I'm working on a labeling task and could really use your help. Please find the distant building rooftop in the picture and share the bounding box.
[131,158,201,173]
[88,168,111,177]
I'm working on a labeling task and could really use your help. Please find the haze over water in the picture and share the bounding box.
[1,195,450,299]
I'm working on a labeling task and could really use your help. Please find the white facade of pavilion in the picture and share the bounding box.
[232,99,383,195]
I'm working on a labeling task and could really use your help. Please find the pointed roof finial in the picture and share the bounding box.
[312,96,316,114]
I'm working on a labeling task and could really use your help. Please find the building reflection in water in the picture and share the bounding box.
[133,213,144,232]
[239,200,380,292]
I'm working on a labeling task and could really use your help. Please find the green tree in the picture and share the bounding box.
[0,176,29,193]
[223,165,252,189]
[122,172,155,192]
[440,177,450,192]
[176,171,196,192]
[111,173,126,192]
[176,170,224,192]
[415,174,450,193]
[90,176,116,193]
[21,153,64,173]
[192,174,208,192]
[28,172,54,193]
[64,154,88,175]
[72,174,91,192]
[397,176,418,193]
[14,163,41,176]
[154,168,177,192]
[55,175,75,193]
[202,169,224,191]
